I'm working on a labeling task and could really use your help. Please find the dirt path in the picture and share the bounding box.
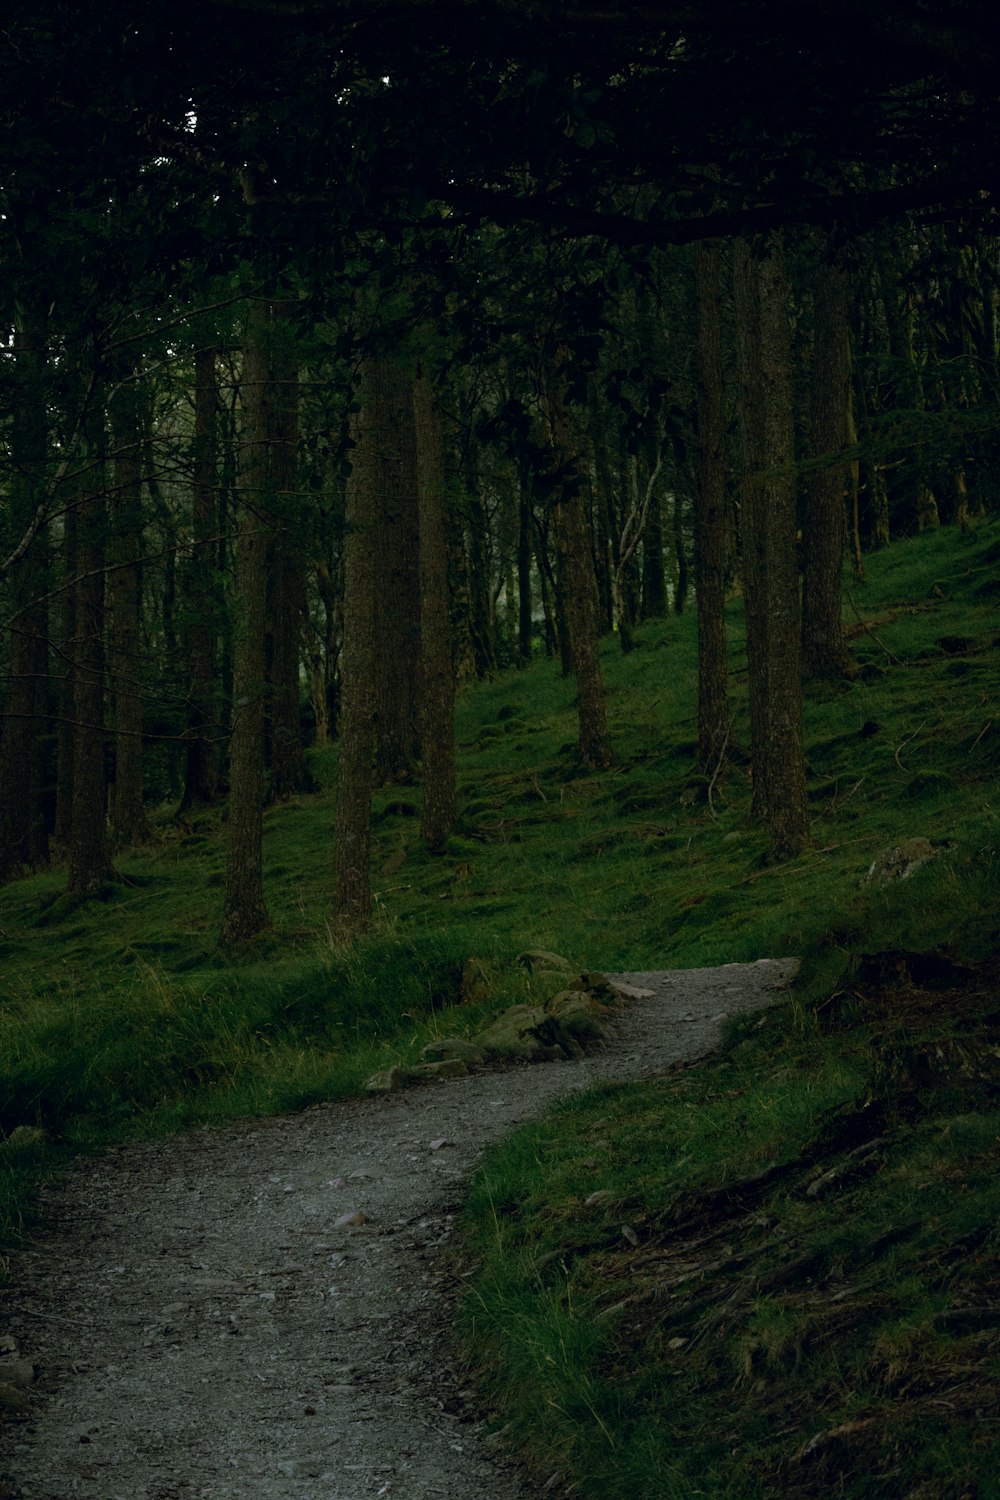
[1,959,797,1500]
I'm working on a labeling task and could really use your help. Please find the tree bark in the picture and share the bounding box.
[801,242,855,679]
[108,373,149,849]
[332,357,382,928]
[733,235,809,857]
[672,489,688,614]
[642,463,668,619]
[414,367,456,853]
[179,346,221,813]
[541,355,613,770]
[265,301,312,800]
[53,501,77,850]
[586,392,617,633]
[67,384,115,898]
[221,299,274,943]
[374,360,422,780]
[516,462,534,663]
[694,239,730,774]
[463,448,495,679]
[0,308,50,883]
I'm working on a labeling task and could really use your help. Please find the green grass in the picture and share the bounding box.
[1,516,999,1491]
[460,970,1000,1497]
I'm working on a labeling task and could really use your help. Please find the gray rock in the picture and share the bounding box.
[420,1038,486,1068]
[400,1060,470,1083]
[516,948,572,973]
[866,837,938,882]
[545,991,615,1046]
[0,1360,35,1389]
[365,1059,469,1093]
[365,1066,407,1094]
[474,1005,570,1063]
[0,1380,30,1417]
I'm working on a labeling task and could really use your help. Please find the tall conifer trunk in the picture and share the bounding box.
[54,502,77,850]
[265,303,311,801]
[802,240,855,678]
[0,308,50,883]
[179,346,221,813]
[67,382,115,897]
[108,373,149,849]
[221,299,273,942]
[333,357,381,927]
[541,354,613,771]
[374,360,422,780]
[414,367,456,852]
[734,235,809,857]
[694,239,730,773]
[516,465,534,663]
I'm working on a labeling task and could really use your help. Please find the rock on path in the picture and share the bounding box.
[1,959,798,1500]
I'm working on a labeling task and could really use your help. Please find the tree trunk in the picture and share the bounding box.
[672,489,688,614]
[53,501,77,849]
[801,243,855,679]
[516,463,534,663]
[587,393,617,633]
[67,386,115,898]
[694,239,730,774]
[642,468,668,619]
[179,345,221,813]
[414,368,456,853]
[220,299,274,943]
[0,308,50,883]
[541,356,613,770]
[464,454,495,679]
[108,374,149,849]
[332,357,382,928]
[374,361,422,780]
[733,235,809,857]
[265,301,312,800]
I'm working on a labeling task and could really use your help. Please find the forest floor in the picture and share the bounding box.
[0,960,795,1500]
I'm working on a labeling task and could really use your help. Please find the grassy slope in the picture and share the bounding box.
[1,518,998,1489]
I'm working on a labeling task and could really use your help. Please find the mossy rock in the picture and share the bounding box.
[865,838,939,882]
[365,1058,470,1093]
[545,991,615,1046]
[474,1004,569,1062]
[420,1036,486,1067]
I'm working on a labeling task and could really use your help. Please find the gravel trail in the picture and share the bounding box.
[1,959,798,1500]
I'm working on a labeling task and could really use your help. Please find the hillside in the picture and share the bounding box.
[2,518,999,1494]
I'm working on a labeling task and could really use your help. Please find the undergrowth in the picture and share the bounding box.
[460,957,1000,1498]
[1,518,998,1493]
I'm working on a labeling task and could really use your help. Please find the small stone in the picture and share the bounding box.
[584,1190,616,1208]
[517,949,573,973]
[0,1382,30,1417]
[428,1138,449,1151]
[365,1066,405,1093]
[606,981,656,1001]
[668,1336,688,1350]
[420,1037,485,1067]
[0,1361,35,1389]
[400,1060,469,1083]
[621,1225,639,1247]
[334,1210,367,1228]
